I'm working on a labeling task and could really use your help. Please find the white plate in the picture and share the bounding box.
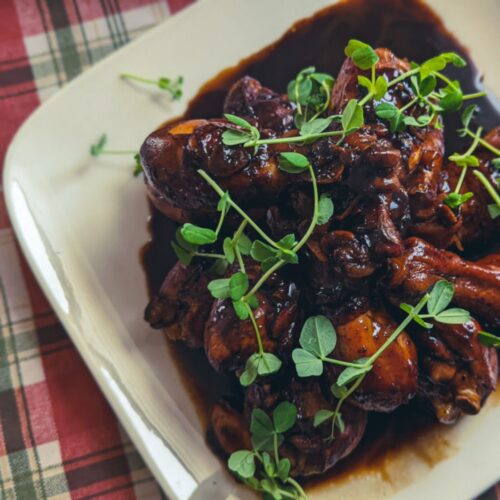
[4,0,500,499]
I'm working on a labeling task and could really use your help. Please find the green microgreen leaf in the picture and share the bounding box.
[171,241,193,266]
[313,409,334,427]
[434,308,471,324]
[491,158,500,169]
[374,75,388,99]
[247,294,259,309]
[133,153,143,177]
[439,87,463,112]
[240,353,259,386]
[237,233,252,255]
[400,302,433,329]
[250,240,278,262]
[250,409,276,451]
[207,277,231,299]
[273,401,297,433]
[331,383,348,399]
[261,256,281,273]
[299,315,337,358]
[488,204,500,219]
[208,258,228,277]
[478,331,500,348]
[345,39,379,70]
[228,450,255,479]
[180,223,217,245]
[419,74,437,96]
[278,234,297,249]
[341,99,364,132]
[317,193,334,225]
[291,348,324,377]
[357,75,372,93]
[229,272,249,300]
[221,129,254,146]
[449,153,480,167]
[427,280,455,315]
[300,116,335,136]
[461,104,477,129]
[336,358,371,387]
[278,152,309,174]
[90,133,107,156]
[223,237,235,264]
[224,113,254,130]
[258,352,282,376]
[375,102,398,119]
[277,458,291,482]
[443,191,474,209]
[233,299,249,320]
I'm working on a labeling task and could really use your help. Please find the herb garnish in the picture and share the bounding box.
[293,280,470,440]
[175,150,327,387]
[90,133,143,176]
[444,105,500,214]
[120,73,184,100]
[228,402,307,499]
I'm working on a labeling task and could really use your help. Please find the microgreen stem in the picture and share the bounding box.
[192,252,225,260]
[244,129,346,148]
[293,163,318,252]
[399,96,418,113]
[197,169,281,250]
[323,358,367,368]
[330,373,366,440]
[285,477,308,499]
[358,91,374,107]
[366,294,429,366]
[215,206,227,236]
[121,73,157,86]
[386,67,420,88]
[454,166,468,195]
[473,170,500,207]
[232,220,248,273]
[462,91,487,100]
[246,303,264,355]
[454,126,483,193]
[464,129,500,156]
[244,259,286,301]
[434,71,457,91]
[273,433,280,465]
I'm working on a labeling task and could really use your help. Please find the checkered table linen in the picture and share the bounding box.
[0,1,498,499]
[0,1,191,499]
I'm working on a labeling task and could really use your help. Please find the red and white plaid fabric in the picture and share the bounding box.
[0,1,192,498]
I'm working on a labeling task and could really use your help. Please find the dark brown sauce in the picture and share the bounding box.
[141,0,500,493]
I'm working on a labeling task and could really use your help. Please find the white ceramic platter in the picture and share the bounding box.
[4,0,500,498]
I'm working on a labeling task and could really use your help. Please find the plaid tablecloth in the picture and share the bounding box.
[0,1,498,499]
[0,1,191,498]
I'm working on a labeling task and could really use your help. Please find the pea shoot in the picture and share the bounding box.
[228,402,307,499]
[292,280,470,441]
[176,150,330,387]
[90,133,143,177]
[120,73,184,100]
[444,105,500,215]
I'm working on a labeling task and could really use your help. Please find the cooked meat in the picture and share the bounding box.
[326,308,418,412]
[413,318,497,424]
[210,400,251,454]
[204,262,300,373]
[144,261,213,348]
[387,237,500,329]
[223,76,295,132]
